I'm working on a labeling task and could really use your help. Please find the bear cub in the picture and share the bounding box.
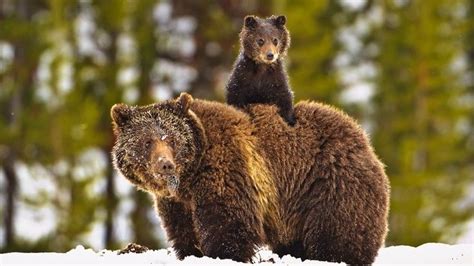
[226,15,296,126]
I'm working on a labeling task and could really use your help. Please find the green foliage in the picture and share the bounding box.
[370,0,473,245]
[286,0,344,104]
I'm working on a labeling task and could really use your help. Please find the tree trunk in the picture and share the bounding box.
[2,152,17,250]
[103,30,119,249]
[0,0,39,251]
[104,153,117,248]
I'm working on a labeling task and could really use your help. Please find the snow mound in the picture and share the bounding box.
[375,243,473,264]
[0,243,472,265]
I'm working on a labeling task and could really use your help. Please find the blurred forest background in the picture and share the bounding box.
[0,0,473,252]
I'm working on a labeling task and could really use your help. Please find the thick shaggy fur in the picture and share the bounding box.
[226,15,296,125]
[111,93,390,264]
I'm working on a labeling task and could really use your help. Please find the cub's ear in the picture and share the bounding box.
[244,15,258,29]
[111,103,131,127]
[274,15,286,28]
[176,92,193,113]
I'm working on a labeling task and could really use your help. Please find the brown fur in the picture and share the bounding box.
[111,93,390,264]
[239,15,290,64]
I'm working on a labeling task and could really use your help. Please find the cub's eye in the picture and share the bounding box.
[257,39,264,46]
[273,38,278,45]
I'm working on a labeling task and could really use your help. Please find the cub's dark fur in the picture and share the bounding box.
[226,15,296,126]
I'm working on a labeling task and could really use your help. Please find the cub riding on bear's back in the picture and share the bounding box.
[111,93,390,264]
[226,15,296,126]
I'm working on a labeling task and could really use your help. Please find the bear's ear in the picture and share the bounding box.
[274,15,286,28]
[111,103,131,127]
[244,15,258,29]
[176,92,193,113]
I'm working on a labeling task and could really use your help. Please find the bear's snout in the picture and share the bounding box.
[156,157,176,175]
[258,48,278,63]
[150,139,176,177]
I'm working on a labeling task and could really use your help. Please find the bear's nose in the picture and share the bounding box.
[157,158,176,174]
[266,52,274,60]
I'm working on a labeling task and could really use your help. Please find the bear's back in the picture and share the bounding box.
[246,101,388,242]
[190,99,384,199]
[247,100,376,183]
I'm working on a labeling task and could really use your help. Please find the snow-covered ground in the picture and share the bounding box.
[1,243,472,265]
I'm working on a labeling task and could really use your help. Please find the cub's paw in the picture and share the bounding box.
[285,113,297,126]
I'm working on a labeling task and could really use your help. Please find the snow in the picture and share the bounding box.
[114,197,134,244]
[0,244,472,265]
[123,86,140,104]
[117,67,139,86]
[339,0,366,11]
[75,3,98,57]
[153,2,172,25]
[459,220,474,244]
[375,243,472,264]
[340,82,374,103]
[15,162,58,242]
[0,41,14,73]
[79,219,105,251]
[58,61,74,93]
[72,148,107,182]
[151,59,197,96]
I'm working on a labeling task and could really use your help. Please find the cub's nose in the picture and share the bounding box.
[266,52,274,60]
[157,158,176,174]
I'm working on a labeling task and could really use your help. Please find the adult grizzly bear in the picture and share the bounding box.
[111,93,390,264]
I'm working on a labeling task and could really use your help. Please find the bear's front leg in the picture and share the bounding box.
[193,200,263,263]
[155,196,203,259]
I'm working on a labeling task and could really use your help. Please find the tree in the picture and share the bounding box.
[0,0,49,251]
[285,0,345,105]
[371,0,473,245]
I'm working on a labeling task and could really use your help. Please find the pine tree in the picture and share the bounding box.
[284,0,345,105]
[466,0,474,162]
[0,0,49,251]
[371,0,473,245]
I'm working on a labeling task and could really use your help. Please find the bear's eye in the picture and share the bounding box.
[257,39,264,46]
[273,38,278,45]
[144,140,153,149]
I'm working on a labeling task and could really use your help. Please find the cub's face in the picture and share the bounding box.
[110,94,196,196]
[240,15,290,64]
